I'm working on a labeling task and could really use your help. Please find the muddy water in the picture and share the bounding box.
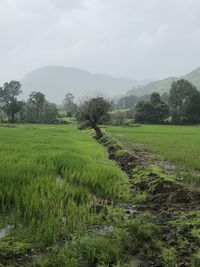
[0,224,14,239]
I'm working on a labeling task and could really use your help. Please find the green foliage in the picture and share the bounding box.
[0,81,22,123]
[166,211,200,266]
[135,92,169,124]
[126,79,200,125]
[169,79,200,123]
[113,260,137,267]
[135,101,156,123]
[161,247,177,266]
[192,251,200,267]
[21,92,58,123]
[0,88,58,124]
[0,239,31,259]
[34,245,80,267]
[119,213,162,263]
[75,233,120,266]
[78,97,111,138]
[61,93,77,117]
[151,92,161,105]
[124,213,159,242]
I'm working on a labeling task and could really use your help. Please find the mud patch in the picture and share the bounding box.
[99,136,140,177]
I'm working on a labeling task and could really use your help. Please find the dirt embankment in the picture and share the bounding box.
[99,135,200,267]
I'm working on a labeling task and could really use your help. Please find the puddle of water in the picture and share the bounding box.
[56,174,64,184]
[0,225,14,239]
[99,225,114,235]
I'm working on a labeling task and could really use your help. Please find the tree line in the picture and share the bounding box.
[1,78,200,134]
[0,81,58,123]
[116,79,200,124]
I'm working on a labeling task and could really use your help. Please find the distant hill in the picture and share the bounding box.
[21,66,150,103]
[127,67,200,96]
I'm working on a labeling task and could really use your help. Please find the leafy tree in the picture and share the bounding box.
[182,90,200,123]
[78,97,111,139]
[135,92,169,123]
[62,93,77,117]
[135,101,157,123]
[27,92,45,122]
[169,79,200,123]
[17,101,28,122]
[18,92,58,124]
[0,106,4,121]
[42,102,58,123]
[161,92,169,104]
[29,91,45,106]
[0,81,22,123]
[151,92,161,105]
[151,92,169,122]
[156,101,169,122]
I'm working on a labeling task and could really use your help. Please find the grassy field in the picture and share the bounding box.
[0,125,133,266]
[107,125,200,171]
[2,124,200,266]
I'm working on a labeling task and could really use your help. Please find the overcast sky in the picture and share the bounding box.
[0,0,200,84]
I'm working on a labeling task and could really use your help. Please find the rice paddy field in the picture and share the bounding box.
[0,125,132,266]
[107,125,200,172]
[1,124,200,266]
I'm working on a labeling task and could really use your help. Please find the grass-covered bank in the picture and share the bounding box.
[107,125,200,175]
[100,134,200,267]
[106,125,200,170]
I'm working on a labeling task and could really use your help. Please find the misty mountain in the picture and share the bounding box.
[127,67,200,96]
[21,66,151,103]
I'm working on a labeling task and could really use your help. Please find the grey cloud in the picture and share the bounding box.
[0,0,200,83]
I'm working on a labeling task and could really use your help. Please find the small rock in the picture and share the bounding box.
[176,176,184,181]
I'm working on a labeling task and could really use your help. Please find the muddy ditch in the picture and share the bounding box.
[99,135,200,267]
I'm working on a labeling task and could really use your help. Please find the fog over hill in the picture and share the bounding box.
[127,67,200,96]
[21,66,151,104]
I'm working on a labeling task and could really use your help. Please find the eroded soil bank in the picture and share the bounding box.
[99,135,200,267]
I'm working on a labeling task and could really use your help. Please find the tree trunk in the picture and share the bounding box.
[93,124,103,139]
[11,110,15,123]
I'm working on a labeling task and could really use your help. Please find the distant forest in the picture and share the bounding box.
[1,78,200,125]
[113,79,200,125]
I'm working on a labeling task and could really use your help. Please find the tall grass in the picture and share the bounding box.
[0,125,129,247]
[107,125,200,170]
[107,125,200,171]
